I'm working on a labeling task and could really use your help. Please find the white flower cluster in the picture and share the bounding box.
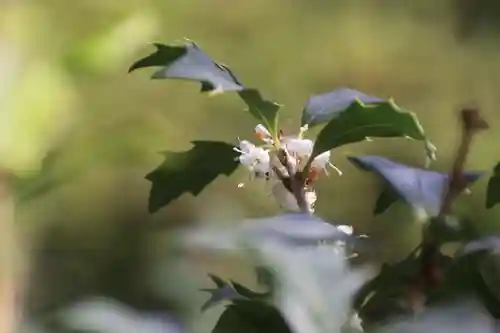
[233,124,342,212]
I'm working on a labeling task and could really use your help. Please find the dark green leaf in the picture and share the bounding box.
[129,41,243,93]
[212,64,280,134]
[230,280,270,300]
[436,254,500,318]
[238,89,280,137]
[208,274,226,288]
[128,43,186,72]
[201,274,245,312]
[426,216,476,245]
[146,141,239,213]
[479,253,500,317]
[373,187,399,215]
[212,300,291,333]
[307,100,428,171]
[354,251,422,325]
[486,162,500,209]
[301,88,384,128]
[130,42,281,134]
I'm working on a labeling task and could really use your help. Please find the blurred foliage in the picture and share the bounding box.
[2,0,500,331]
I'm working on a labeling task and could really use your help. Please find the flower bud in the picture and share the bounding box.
[254,124,273,143]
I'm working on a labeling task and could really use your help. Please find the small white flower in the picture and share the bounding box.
[337,225,353,236]
[234,140,271,177]
[282,137,314,159]
[272,182,316,213]
[310,151,342,176]
[237,139,254,153]
[305,151,342,184]
[311,151,331,169]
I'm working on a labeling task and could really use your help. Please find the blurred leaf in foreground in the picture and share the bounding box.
[255,241,371,333]
[58,297,187,333]
[182,213,356,250]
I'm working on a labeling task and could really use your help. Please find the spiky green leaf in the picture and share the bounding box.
[146,141,239,213]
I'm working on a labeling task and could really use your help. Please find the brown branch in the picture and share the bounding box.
[275,149,311,214]
[439,108,489,216]
[409,107,488,312]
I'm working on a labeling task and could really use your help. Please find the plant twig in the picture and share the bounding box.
[410,107,488,311]
[439,108,489,216]
[275,149,311,214]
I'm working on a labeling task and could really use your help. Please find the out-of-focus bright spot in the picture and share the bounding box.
[0,4,52,53]
[0,57,77,176]
[65,11,160,74]
[237,182,244,188]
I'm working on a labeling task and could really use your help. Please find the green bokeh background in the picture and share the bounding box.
[2,0,500,330]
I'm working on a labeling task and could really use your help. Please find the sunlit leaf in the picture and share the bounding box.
[183,213,356,250]
[146,141,239,213]
[348,155,484,216]
[486,162,500,209]
[301,88,384,128]
[129,41,243,93]
[130,41,281,134]
[308,100,429,169]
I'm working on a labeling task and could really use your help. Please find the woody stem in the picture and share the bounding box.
[276,149,311,214]
[410,107,488,311]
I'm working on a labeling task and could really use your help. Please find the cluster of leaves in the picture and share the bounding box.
[126,39,500,333]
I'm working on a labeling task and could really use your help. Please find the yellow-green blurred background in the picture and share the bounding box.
[2,0,500,330]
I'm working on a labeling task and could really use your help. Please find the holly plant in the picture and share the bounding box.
[127,39,500,333]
